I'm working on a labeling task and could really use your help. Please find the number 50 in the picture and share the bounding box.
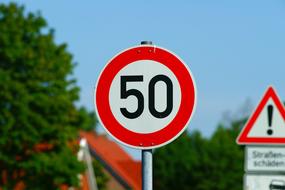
[120,75,173,119]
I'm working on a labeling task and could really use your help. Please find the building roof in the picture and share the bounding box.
[80,131,141,190]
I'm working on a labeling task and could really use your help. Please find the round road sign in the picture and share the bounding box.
[95,45,196,149]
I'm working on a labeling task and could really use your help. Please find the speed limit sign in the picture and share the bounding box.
[95,45,196,149]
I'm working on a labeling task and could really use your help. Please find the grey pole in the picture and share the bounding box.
[140,41,153,190]
[142,149,153,190]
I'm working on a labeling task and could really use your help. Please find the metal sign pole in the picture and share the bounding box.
[142,149,153,190]
[140,40,153,190]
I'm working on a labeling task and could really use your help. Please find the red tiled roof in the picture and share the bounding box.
[80,131,141,190]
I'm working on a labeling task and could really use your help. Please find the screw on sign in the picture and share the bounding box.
[95,44,196,149]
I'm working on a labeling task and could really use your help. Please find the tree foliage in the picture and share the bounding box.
[0,3,94,189]
[154,119,246,190]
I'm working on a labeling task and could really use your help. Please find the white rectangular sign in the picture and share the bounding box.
[245,174,285,190]
[246,146,285,172]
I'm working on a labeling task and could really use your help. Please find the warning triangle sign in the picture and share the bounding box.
[237,87,285,145]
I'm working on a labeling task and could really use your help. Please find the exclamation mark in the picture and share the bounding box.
[267,104,274,135]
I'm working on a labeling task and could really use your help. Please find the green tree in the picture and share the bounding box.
[154,131,208,190]
[154,119,245,190]
[202,120,244,190]
[0,3,93,189]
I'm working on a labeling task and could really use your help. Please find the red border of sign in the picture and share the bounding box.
[95,45,196,149]
[237,86,285,145]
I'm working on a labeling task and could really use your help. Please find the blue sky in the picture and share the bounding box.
[3,0,285,159]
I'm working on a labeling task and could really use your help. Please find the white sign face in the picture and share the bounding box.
[248,98,285,138]
[246,146,285,172]
[245,174,285,190]
[109,60,181,134]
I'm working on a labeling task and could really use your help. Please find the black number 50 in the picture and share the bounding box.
[120,75,173,119]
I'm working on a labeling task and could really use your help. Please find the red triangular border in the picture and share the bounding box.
[237,86,285,145]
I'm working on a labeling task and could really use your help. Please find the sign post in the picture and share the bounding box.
[237,87,285,190]
[141,41,153,190]
[95,41,196,190]
[142,149,153,190]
